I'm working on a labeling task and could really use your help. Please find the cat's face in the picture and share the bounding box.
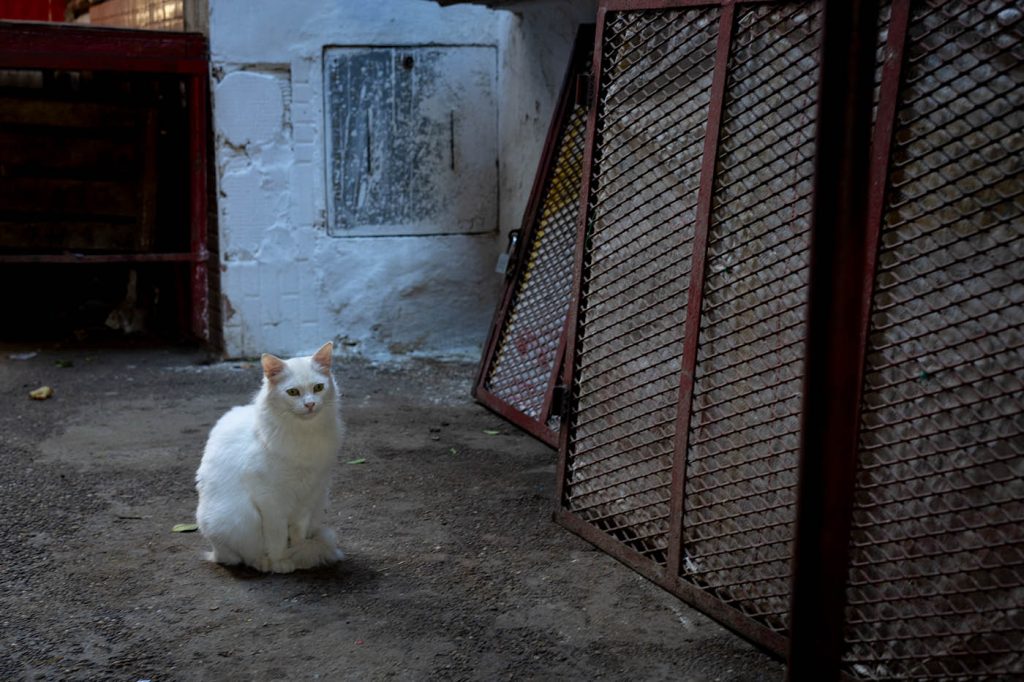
[261,342,335,419]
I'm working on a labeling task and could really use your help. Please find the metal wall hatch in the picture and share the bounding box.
[554,0,1024,677]
[323,45,498,237]
[473,26,594,447]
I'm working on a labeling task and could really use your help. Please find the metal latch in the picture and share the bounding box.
[495,228,521,276]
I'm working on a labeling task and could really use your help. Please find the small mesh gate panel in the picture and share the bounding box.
[475,28,593,446]
[843,1,1024,678]
[565,7,719,563]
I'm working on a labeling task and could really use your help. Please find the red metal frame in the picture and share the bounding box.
[0,20,210,341]
[0,0,65,22]
[665,0,735,582]
[474,24,595,447]
[553,3,607,502]
[0,21,207,73]
[188,71,210,341]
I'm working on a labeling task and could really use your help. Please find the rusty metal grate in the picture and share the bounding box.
[563,6,720,563]
[555,0,1023,676]
[479,111,584,430]
[842,1,1024,678]
[681,2,821,635]
[474,26,593,446]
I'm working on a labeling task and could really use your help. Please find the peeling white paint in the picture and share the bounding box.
[214,71,285,148]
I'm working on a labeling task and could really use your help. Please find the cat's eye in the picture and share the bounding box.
[286,388,300,397]
[313,383,325,393]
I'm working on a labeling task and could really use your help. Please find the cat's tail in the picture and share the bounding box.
[289,527,345,569]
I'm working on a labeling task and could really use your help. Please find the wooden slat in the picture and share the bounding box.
[0,98,141,128]
[0,252,197,263]
[138,108,159,250]
[0,130,138,178]
[0,178,139,218]
[0,221,139,251]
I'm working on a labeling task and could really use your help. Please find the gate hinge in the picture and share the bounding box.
[495,228,521,276]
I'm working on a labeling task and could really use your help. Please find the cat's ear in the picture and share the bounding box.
[312,341,333,372]
[261,353,286,382]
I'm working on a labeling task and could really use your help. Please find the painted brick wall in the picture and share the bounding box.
[210,0,596,360]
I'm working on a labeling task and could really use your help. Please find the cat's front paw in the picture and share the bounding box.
[257,556,273,573]
[271,558,296,574]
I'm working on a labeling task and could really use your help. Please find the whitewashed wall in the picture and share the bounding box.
[210,0,596,359]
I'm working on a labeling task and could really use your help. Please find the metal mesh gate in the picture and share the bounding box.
[564,5,718,564]
[842,1,1024,678]
[681,2,820,634]
[474,26,593,446]
[553,0,1024,676]
[557,0,823,653]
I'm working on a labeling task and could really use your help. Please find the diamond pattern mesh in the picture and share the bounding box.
[843,1,1024,678]
[680,1,822,634]
[557,0,1021,670]
[484,100,588,424]
[564,7,719,563]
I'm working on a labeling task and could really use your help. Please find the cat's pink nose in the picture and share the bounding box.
[304,402,315,411]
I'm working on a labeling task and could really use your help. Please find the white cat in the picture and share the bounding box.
[195,341,345,573]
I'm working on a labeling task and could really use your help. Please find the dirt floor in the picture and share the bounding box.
[0,346,783,681]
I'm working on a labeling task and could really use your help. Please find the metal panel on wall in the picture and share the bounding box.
[474,26,594,446]
[324,45,497,237]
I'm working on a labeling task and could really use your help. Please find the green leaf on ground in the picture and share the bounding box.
[449,448,459,455]
[346,458,367,465]
[482,429,500,435]
[172,523,198,533]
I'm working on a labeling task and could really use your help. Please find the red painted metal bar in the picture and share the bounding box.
[0,21,206,73]
[472,96,567,404]
[189,71,210,342]
[554,5,608,503]
[813,3,908,672]
[482,394,558,446]
[471,30,575,403]
[665,1,735,581]
[786,0,882,679]
[862,0,910,341]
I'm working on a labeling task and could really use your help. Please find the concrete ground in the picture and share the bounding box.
[0,346,783,681]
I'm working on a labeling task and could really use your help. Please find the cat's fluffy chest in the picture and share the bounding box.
[253,421,339,484]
